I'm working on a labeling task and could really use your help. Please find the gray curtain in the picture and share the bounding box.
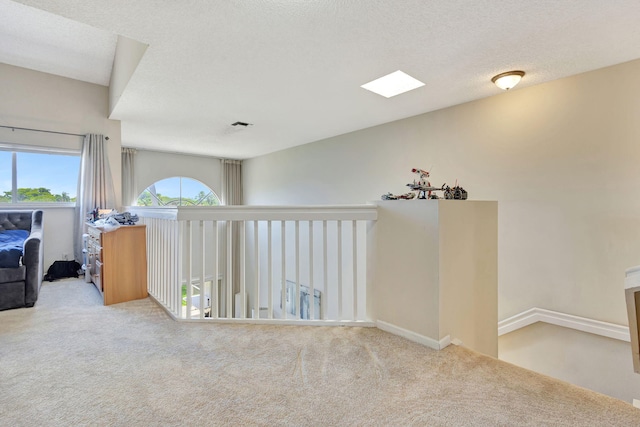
[221,159,243,205]
[221,159,243,315]
[121,147,137,207]
[74,134,116,262]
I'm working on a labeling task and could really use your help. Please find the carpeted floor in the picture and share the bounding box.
[1,279,639,426]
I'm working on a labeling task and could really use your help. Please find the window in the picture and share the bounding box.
[136,177,220,206]
[0,151,10,203]
[0,148,80,204]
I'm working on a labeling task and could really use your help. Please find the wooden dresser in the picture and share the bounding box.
[86,223,148,305]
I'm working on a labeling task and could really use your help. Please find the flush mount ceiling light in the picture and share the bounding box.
[361,70,425,98]
[491,70,525,90]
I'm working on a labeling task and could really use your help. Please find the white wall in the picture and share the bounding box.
[109,35,148,116]
[373,200,498,356]
[499,323,640,403]
[132,149,222,203]
[0,63,122,268]
[244,59,640,327]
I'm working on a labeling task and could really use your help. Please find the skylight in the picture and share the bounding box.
[360,70,425,98]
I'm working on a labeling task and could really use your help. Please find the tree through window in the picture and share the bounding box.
[0,149,80,204]
[136,177,220,206]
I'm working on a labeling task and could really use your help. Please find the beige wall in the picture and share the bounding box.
[373,201,441,339]
[439,201,498,356]
[373,200,498,356]
[0,63,121,267]
[109,35,148,117]
[499,323,640,403]
[244,59,640,326]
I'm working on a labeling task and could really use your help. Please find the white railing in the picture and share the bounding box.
[129,205,377,325]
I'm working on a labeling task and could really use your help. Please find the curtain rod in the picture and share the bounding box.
[0,125,109,140]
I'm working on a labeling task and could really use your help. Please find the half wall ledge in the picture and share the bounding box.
[371,200,498,357]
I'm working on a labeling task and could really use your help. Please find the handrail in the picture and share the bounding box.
[127,205,378,221]
[132,204,377,324]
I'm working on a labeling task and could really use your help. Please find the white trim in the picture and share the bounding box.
[625,265,640,288]
[376,320,451,350]
[498,307,630,342]
[129,204,378,221]
[127,207,178,219]
[148,293,179,320]
[149,293,376,327]
[0,142,81,155]
[177,318,376,327]
[0,203,76,209]
[497,308,540,336]
[176,205,378,221]
[440,335,452,348]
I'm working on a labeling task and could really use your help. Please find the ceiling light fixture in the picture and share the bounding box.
[361,70,425,98]
[491,70,525,90]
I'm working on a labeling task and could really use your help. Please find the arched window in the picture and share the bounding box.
[136,177,220,206]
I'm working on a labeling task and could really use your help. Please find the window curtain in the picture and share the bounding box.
[121,147,137,207]
[74,134,116,262]
[221,159,243,315]
[221,159,243,205]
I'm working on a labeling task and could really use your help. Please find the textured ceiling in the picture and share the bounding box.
[4,0,640,159]
[0,1,115,86]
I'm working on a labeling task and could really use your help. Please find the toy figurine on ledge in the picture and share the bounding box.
[382,192,415,200]
[381,167,468,200]
[443,181,468,200]
[406,168,444,199]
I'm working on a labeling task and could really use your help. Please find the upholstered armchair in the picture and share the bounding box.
[0,210,44,310]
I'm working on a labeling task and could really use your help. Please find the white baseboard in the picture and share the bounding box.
[148,293,179,320]
[497,308,540,336]
[498,307,630,342]
[376,320,451,350]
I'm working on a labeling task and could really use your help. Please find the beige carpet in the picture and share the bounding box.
[1,280,639,426]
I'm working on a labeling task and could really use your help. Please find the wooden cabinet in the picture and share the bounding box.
[86,224,148,305]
